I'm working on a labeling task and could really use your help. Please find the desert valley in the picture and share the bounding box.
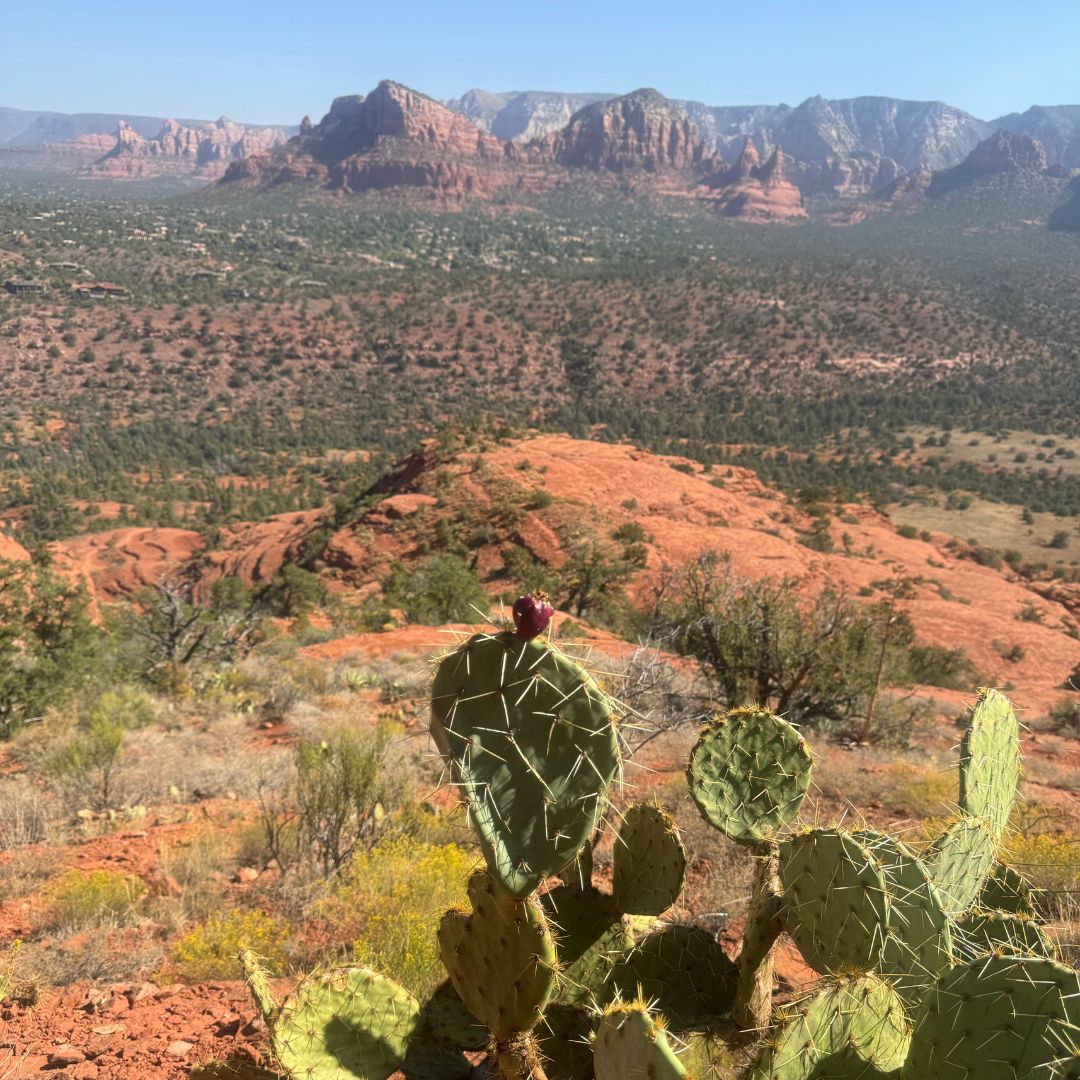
[0,30,1079,1080]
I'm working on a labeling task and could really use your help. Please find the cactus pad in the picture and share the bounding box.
[593,1003,687,1080]
[980,860,1036,915]
[687,707,812,845]
[612,803,687,916]
[751,974,911,1080]
[956,909,1056,959]
[541,885,636,1006]
[606,924,737,1030]
[238,948,278,1025]
[270,966,419,1080]
[856,830,953,998]
[923,816,997,916]
[422,979,487,1052]
[903,955,1080,1080]
[959,688,1020,840]
[538,1003,596,1080]
[438,869,556,1041]
[779,829,890,974]
[430,631,619,897]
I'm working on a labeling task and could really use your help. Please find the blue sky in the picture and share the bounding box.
[3,0,1078,124]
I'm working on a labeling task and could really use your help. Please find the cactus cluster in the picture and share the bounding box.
[240,600,1079,1080]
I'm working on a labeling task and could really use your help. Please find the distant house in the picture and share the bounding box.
[3,279,49,296]
[49,261,80,272]
[70,282,129,299]
[190,269,227,281]
[223,288,251,300]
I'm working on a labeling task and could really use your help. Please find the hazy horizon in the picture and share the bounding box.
[3,0,1080,126]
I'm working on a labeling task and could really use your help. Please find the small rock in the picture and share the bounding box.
[234,866,259,883]
[48,1045,86,1067]
[100,994,129,1015]
[166,1041,193,1058]
[214,1017,242,1037]
[90,1025,124,1036]
[72,1063,99,1080]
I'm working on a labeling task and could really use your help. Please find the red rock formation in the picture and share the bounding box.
[698,139,806,221]
[85,117,286,180]
[539,88,717,173]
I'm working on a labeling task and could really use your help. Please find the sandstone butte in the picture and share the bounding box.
[47,433,1079,714]
[221,80,808,221]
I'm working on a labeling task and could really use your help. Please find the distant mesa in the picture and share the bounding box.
[698,137,806,221]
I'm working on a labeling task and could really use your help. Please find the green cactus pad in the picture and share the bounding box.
[438,869,556,1041]
[856,831,953,998]
[238,947,279,1025]
[956,909,1056,959]
[687,707,812,845]
[923,816,997,915]
[751,974,911,1080]
[606,924,737,1030]
[270,966,419,1080]
[593,1003,687,1080]
[612,803,687,916]
[430,631,620,897]
[541,885,636,1005]
[958,688,1020,840]
[779,829,890,974]
[538,1003,595,1080]
[421,979,487,1052]
[979,860,1036,915]
[903,955,1080,1080]
[400,1039,473,1080]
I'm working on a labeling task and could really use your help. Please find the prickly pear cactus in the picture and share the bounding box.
[955,909,1056,959]
[606,924,737,1030]
[751,974,911,1080]
[856,830,953,1001]
[979,860,1037,915]
[430,631,620,897]
[902,955,1080,1080]
[537,1003,596,1080]
[593,1002,687,1080]
[270,966,420,1080]
[422,979,488,1052]
[541,885,638,1006]
[438,869,556,1042]
[238,947,278,1025]
[687,707,812,845]
[959,687,1020,840]
[922,816,997,916]
[779,829,890,974]
[612,803,686,916]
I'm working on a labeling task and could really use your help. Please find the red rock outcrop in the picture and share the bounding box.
[85,117,286,180]
[538,88,717,173]
[698,138,806,221]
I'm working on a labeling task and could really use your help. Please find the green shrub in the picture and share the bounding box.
[169,908,291,982]
[323,836,473,997]
[42,869,146,929]
[383,554,488,624]
[1047,696,1080,738]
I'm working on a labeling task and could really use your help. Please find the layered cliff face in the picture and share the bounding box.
[223,81,511,195]
[84,117,286,179]
[447,91,993,197]
[698,138,806,221]
[540,88,716,172]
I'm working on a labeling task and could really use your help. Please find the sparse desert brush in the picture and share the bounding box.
[1004,831,1080,905]
[40,868,147,930]
[320,835,474,997]
[168,908,291,983]
[876,760,956,817]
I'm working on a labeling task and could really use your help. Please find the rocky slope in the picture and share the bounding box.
[51,434,1080,711]
[84,117,287,180]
